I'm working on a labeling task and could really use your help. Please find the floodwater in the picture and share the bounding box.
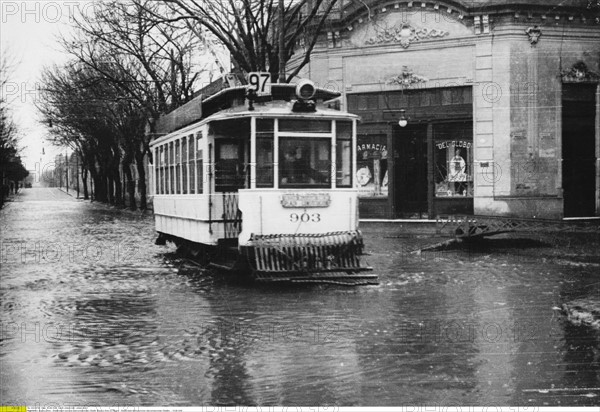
[1,187,599,406]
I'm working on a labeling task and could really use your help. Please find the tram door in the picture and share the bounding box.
[214,138,248,239]
[214,139,247,192]
[562,84,597,217]
[393,124,429,218]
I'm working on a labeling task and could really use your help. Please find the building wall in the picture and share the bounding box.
[293,2,600,219]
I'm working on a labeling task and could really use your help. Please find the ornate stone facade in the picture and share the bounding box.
[291,0,600,219]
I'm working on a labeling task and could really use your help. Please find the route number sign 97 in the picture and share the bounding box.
[247,72,271,96]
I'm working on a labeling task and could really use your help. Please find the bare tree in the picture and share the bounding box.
[38,62,147,207]
[151,0,339,83]
[61,0,206,209]
[1,52,29,206]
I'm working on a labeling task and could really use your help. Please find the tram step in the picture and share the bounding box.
[253,271,379,283]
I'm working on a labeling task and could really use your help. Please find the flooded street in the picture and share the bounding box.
[1,187,599,406]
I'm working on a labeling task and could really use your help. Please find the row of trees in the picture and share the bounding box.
[39,0,338,210]
[1,56,29,208]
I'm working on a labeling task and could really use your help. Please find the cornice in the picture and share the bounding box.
[322,0,600,33]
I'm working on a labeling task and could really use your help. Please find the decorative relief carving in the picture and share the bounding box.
[561,61,600,83]
[525,26,542,44]
[365,23,449,48]
[387,66,428,86]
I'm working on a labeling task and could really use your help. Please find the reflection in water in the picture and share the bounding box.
[204,318,255,405]
[562,322,600,390]
[1,189,599,406]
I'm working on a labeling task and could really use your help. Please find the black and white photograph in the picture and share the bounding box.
[1,0,599,410]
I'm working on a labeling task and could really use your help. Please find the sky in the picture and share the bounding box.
[0,0,82,173]
[1,0,225,179]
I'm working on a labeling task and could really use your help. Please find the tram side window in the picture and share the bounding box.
[154,147,160,195]
[256,119,274,187]
[279,138,331,188]
[176,140,182,194]
[196,132,203,194]
[182,136,188,194]
[157,147,163,195]
[188,135,195,194]
[161,145,165,195]
[157,146,162,195]
[169,142,174,195]
[336,121,353,188]
[162,145,167,195]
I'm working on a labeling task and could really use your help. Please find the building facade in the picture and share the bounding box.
[293,0,600,219]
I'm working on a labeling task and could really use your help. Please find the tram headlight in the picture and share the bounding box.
[296,79,316,101]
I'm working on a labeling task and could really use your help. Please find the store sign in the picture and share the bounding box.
[436,140,472,150]
[357,143,388,158]
[281,193,331,208]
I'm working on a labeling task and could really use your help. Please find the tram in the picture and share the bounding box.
[150,78,377,285]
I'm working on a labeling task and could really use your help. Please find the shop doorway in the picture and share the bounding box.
[393,124,428,218]
[562,84,597,217]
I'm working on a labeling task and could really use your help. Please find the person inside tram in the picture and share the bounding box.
[293,147,328,184]
[281,147,328,185]
[281,150,298,184]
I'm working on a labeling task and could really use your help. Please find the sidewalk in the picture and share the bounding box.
[56,186,85,199]
[360,215,600,237]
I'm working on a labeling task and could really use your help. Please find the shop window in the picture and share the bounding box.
[358,96,368,110]
[367,95,378,109]
[347,96,358,111]
[356,134,388,198]
[433,122,473,197]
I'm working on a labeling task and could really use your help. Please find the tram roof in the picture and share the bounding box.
[150,100,359,145]
[152,83,343,138]
[205,101,359,123]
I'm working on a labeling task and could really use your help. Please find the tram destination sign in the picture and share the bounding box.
[281,193,331,208]
[248,72,271,96]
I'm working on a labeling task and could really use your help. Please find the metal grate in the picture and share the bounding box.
[222,192,242,238]
[244,231,377,284]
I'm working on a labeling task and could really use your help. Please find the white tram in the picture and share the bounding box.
[150,79,376,285]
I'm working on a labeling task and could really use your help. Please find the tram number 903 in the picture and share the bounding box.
[290,213,321,223]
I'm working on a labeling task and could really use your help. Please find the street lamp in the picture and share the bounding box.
[398,109,408,128]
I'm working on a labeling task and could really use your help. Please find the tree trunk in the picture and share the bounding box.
[135,150,147,210]
[92,169,106,203]
[123,159,136,210]
[82,167,89,200]
[113,165,123,207]
[107,173,114,204]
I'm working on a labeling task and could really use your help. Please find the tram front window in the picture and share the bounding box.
[279,138,330,188]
